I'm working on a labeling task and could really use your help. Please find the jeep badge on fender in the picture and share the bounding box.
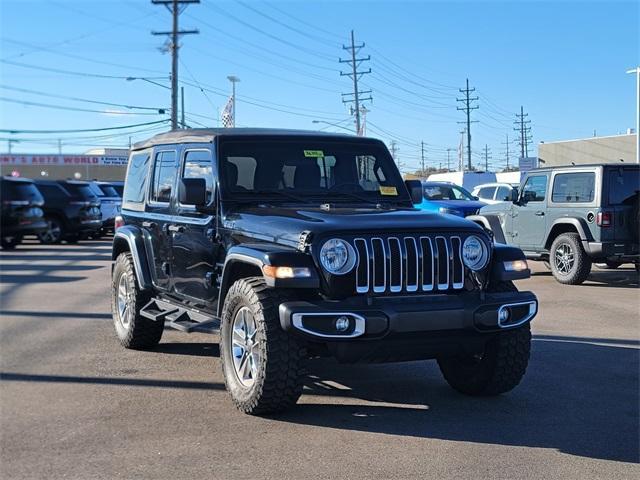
[111,128,538,415]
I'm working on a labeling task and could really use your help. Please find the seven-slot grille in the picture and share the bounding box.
[353,235,465,294]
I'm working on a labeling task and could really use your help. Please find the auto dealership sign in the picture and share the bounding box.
[0,154,128,166]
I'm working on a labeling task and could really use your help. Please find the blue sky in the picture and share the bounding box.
[0,0,638,172]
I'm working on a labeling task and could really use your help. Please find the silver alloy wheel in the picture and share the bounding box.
[116,273,131,329]
[554,242,575,275]
[230,306,260,388]
[41,220,62,243]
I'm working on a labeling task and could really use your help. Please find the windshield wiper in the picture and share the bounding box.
[329,191,404,208]
[246,189,308,203]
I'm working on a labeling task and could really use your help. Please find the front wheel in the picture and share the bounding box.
[220,277,305,415]
[438,281,531,396]
[549,233,592,284]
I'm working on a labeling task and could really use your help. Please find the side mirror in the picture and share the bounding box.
[510,189,519,203]
[405,180,423,204]
[473,196,480,201]
[179,178,207,207]
[521,191,536,204]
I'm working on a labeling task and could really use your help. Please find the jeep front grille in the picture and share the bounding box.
[353,235,465,294]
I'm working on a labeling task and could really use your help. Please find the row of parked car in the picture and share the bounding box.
[0,176,123,249]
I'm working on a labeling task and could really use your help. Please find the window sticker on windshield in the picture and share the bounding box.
[379,186,398,196]
[303,150,324,158]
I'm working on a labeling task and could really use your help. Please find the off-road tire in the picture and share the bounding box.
[220,277,305,415]
[438,281,532,396]
[1,235,22,250]
[111,252,163,349]
[549,233,592,285]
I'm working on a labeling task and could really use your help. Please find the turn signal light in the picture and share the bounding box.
[262,265,311,279]
[114,215,125,230]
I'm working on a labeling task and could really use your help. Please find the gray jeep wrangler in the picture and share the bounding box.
[469,164,639,284]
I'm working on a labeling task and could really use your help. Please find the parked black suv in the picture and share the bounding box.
[112,129,538,415]
[89,181,122,235]
[470,164,639,284]
[35,180,102,243]
[1,176,47,249]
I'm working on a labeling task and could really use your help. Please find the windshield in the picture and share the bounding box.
[423,184,475,201]
[219,139,410,204]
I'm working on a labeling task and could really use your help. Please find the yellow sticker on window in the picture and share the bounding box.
[379,186,398,196]
[303,150,324,157]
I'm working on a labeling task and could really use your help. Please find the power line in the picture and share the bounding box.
[151,0,199,130]
[0,96,164,116]
[340,30,372,135]
[457,78,479,170]
[1,119,170,134]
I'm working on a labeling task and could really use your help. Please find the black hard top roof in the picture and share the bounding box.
[2,176,35,183]
[132,127,360,150]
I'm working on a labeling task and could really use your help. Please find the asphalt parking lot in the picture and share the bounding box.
[1,238,638,480]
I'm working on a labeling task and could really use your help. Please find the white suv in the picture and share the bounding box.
[472,183,516,205]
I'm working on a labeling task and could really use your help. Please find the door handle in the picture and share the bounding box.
[142,221,157,228]
[168,224,185,233]
[535,211,545,216]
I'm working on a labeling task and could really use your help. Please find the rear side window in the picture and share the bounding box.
[522,175,547,202]
[124,152,151,204]
[182,150,214,203]
[552,172,595,203]
[150,150,177,203]
[608,168,640,205]
[496,186,512,201]
[63,183,95,198]
[477,186,496,200]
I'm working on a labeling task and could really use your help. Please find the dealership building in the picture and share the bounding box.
[0,148,129,181]
[537,132,637,167]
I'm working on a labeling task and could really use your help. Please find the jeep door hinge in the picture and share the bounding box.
[297,230,313,252]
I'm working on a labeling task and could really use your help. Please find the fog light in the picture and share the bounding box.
[335,316,350,332]
[498,308,511,324]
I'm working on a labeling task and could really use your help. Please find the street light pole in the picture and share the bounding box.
[627,67,640,164]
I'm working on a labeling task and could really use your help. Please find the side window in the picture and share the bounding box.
[496,186,513,201]
[150,150,177,203]
[123,152,151,204]
[552,172,595,203]
[477,186,496,200]
[521,175,548,202]
[183,150,214,203]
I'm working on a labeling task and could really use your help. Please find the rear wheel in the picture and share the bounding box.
[549,233,592,285]
[438,281,532,396]
[220,277,305,415]
[38,217,63,244]
[111,252,163,349]
[1,235,22,250]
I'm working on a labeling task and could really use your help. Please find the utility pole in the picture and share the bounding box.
[458,129,466,171]
[227,75,240,127]
[180,86,185,128]
[457,78,478,171]
[340,30,372,135]
[446,148,453,172]
[627,67,640,163]
[151,0,199,130]
[483,144,492,171]
[390,140,400,170]
[502,134,511,170]
[421,141,426,178]
[514,105,532,159]
[58,139,62,154]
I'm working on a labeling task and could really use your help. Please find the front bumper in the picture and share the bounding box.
[279,290,537,363]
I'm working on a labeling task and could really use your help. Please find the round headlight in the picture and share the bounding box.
[319,238,356,275]
[462,235,489,271]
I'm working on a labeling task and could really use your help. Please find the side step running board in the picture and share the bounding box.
[140,298,220,334]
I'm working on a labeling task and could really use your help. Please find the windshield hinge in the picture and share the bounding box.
[320,203,331,211]
[297,231,313,252]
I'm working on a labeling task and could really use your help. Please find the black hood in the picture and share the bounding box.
[223,205,484,247]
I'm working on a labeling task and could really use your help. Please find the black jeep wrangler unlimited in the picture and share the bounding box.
[112,129,538,415]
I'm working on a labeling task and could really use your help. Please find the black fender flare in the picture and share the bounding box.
[217,245,320,318]
[112,226,153,290]
[544,218,593,249]
[466,214,507,244]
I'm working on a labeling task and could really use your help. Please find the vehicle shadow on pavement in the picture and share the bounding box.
[280,335,639,464]
[582,270,639,288]
[155,342,220,357]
